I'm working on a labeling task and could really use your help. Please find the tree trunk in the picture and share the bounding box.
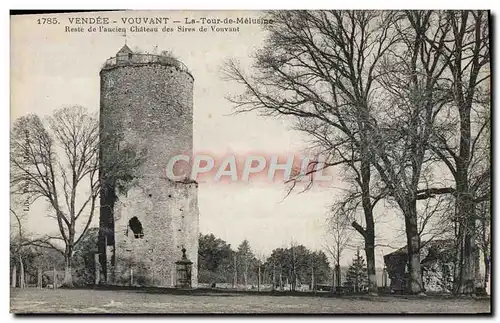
[331,266,335,292]
[453,58,474,293]
[481,204,490,293]
[358,152,378,294]
[352,216,378,293]
[37,267,43,288]
[404,201,424,294]
[453,220,465,293]
[11,265,17,288]
[18,255,25,289]
[365,242,377,294]
[457,192,475,294]
[258,265,261,291]
[311,266,315,291]
[460,237,475,294]
[362,209,377,294]
[461,238,476,294]
[279,271,283,290]
[335,264,341,288]
[474,245,481,290]
[233,255,237,288]
[53,266,57,289]
[63,264,73,287]
[484,256,490,292]
[272,263,276,291]
[63,246,73,287]
[94,253,100,285]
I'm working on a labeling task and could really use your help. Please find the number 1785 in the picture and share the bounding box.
[37,17,59,25]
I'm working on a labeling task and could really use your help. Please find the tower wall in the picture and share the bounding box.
[99,53,198,287]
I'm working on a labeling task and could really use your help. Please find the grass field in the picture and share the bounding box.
[10,288,491,314]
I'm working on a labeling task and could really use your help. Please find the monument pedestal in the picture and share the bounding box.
[175,248,193,288]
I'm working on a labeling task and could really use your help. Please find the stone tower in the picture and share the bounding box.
[99,45,198,287]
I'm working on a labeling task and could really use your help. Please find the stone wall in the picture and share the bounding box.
[112,179,199,287]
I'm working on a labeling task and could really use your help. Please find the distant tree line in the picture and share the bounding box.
[198,233,331,290]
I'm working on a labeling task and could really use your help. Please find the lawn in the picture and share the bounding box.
[10,288,491,314]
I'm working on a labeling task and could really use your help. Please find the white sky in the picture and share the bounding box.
[10,10,406,267]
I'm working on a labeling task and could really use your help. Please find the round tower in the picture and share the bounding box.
[99,45,199,287]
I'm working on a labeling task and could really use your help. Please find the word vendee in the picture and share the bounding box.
[164,154,333,182]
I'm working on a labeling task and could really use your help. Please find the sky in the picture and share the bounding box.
[10,10,407,267]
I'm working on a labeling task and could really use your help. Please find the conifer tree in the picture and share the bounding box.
[345,248,368,292]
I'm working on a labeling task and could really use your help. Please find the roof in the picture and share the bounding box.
[383,239,457,263]
[116,44,133,56]
[384,245,408,259]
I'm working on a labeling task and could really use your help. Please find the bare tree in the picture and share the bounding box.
[362,10,458,294]
[418,195,455,247]
[324,201,354,289]
[10,106,143,286]
[309,125,388,294]
[426,10,490,294]
[337,174,387,294]
[223,9,490,295]
[222,10,399,295]
[375,10,490,294]
[476,201,490,292]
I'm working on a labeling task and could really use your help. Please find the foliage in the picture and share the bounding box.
[235,239,260,285]
[198,233,235,284]
[198,233,330,289]
[263,244,330,290]
[72,227,99,286]
[345,249,368,292]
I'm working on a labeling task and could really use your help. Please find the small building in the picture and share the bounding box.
[383,240,459,293]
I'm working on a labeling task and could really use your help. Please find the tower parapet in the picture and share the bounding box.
[101,44,192,78]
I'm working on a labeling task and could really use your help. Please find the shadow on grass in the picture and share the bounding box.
[57,285,490,302]
[61,284,370,298]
